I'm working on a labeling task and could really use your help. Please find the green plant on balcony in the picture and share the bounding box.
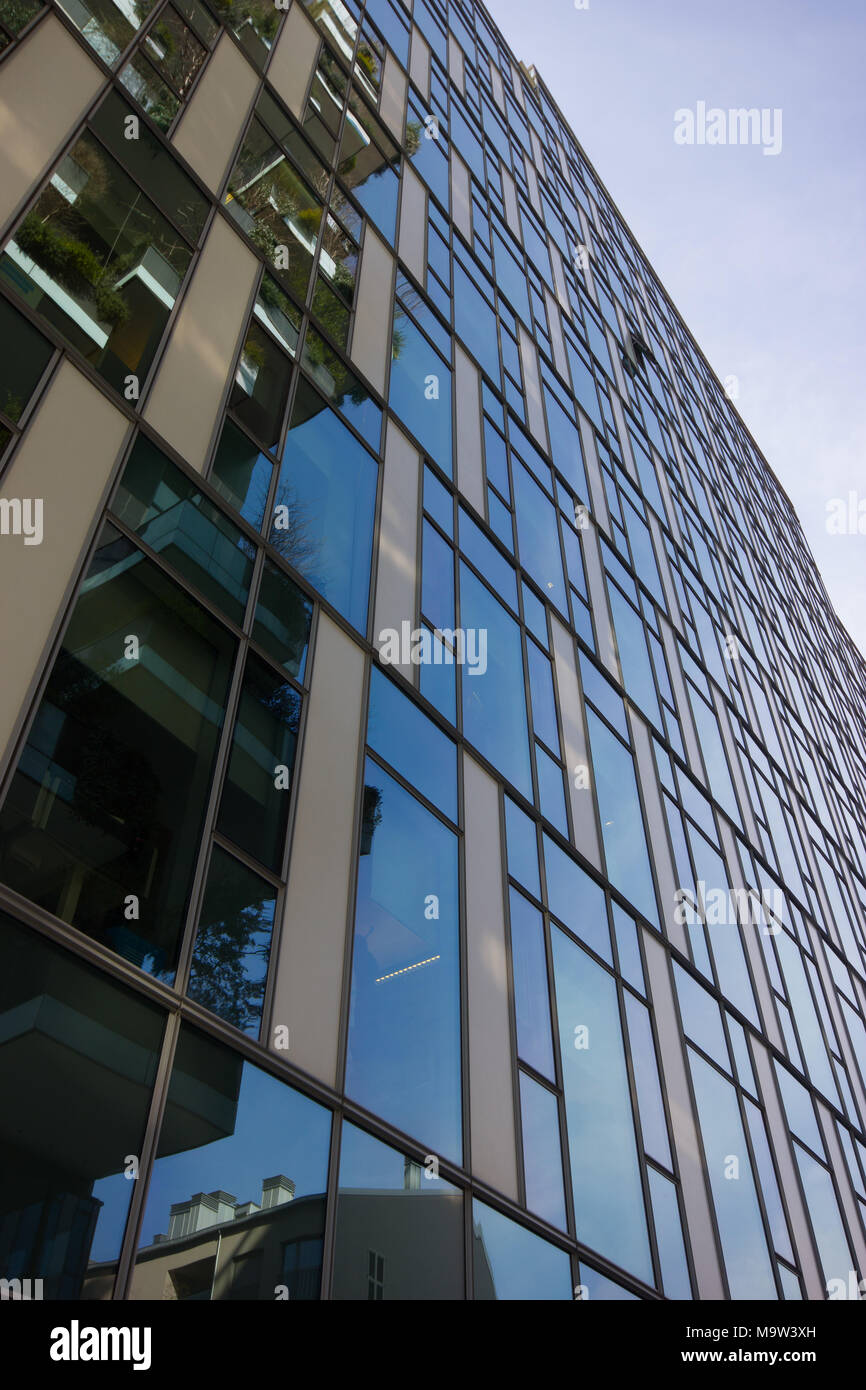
[15,212,130,328]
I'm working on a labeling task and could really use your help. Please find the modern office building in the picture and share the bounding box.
[0,0,865,1305]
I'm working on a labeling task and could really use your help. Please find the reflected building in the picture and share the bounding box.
[1,0,866,1304]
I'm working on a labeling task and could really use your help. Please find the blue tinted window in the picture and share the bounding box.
[613,904,645,993]
[609,585,662,729]
[519,1073,567,1230]
[774,1062,823,1153]
[390,307,453,474]
[459,508,518,611]
[586,708,659,926]
[347,761,462,1161]
[484,417,510,498]
[552,928,653,1283]
[544,387,589,502]
[579,653,630,739]
[527,642,559,750]
[793,1145,853,1290]
[422,520,455,630]
[453,261,500,383]
[536,746,568,835]
[673,963,729,1068]
[419,627,457,723]
[492,230,531,325]
[649,1169,692,1299]
[624,993,672,1169]
[513,462,568,615]
[271,380,377,632]
[423,465,453,535]
[510,888,555,1080]
[460,564,532,798]
[543,834,610,963]
[504,797,541,898]
[368,667,457,822]
[472,1200,571,1300]
[688,1048,777,1300]
[688,828,759,1027]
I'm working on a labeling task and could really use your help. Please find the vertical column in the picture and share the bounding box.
[464,754,519,1201]
[269,615,366,1087]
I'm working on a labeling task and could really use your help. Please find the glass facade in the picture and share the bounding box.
[0,0,865,1309]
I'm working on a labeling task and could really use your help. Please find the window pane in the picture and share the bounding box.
[473,1199,571,1300]
[2,135,191,394]
[225,119,320,303]
[187,846,277,1038]
[793,1144,853,1292]
[389,305,452,475]
[527,641,559,750]
[0,295,52,423]
[743,1097,794,1264]
[536,746,568,836]
[624,993,672,1170]
[347,761,461,1161]
[0,525,235,979]
[543,834,610,964]
[673,964,729,1069]
[585,707,659,926]
[460,563,532,799]
[301,324,381,451]
[510,888,555,1080]
[229,321,292,453]
[648,1169,692,1299]
[333,1123,463,1300]
[367,667,457,822]
[519,1072,567,1230]
[216,653,301,872]
[513,461,568,616]
[113,434,254,624]
[609,585,661,729]
[504,797,540,899]
[0,915,164,1300]
[131,1026,331,1300]
[270,380,378,633]
[252,559,312,681]
[209,418,273,530]
[56,0,156,65]
[119,55,180,131]
[688,1047,777,1299]
[421,520,455,631]
[552,927,653,1283]
[579,1265,639,1300]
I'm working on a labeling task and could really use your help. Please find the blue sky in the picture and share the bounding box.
[487,0,866,657]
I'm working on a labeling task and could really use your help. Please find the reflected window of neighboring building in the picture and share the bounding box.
[130,1025,331,1300]
[332,1123,463,1300]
